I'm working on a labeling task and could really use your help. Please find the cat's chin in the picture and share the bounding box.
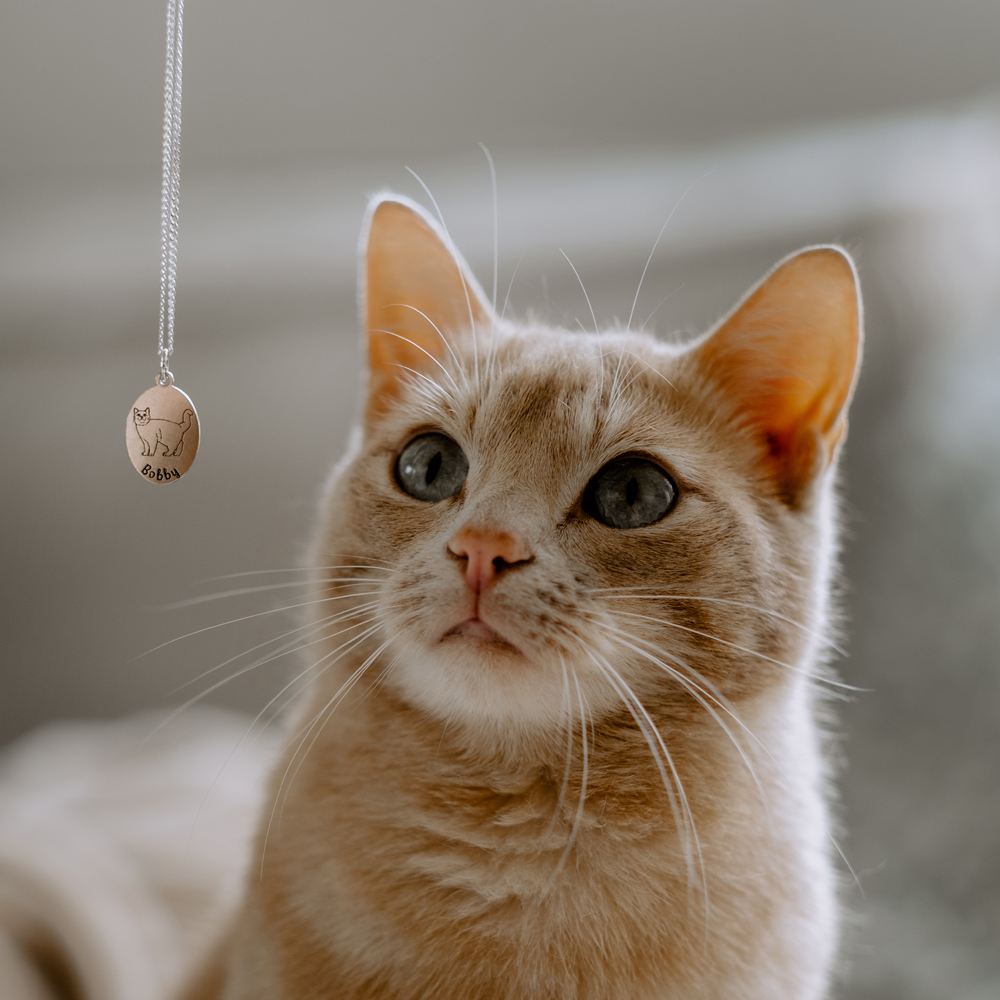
[439,617,523,657]
[389,634,575,734]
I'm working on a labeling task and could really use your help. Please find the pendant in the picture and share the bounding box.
[126,376,200,483]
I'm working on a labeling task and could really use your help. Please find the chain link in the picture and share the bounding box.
[157,0,183,383]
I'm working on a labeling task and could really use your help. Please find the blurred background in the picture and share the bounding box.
[2,1,999,996]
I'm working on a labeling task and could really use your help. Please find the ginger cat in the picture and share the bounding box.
[184,194,862,999]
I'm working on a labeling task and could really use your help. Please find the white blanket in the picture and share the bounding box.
[0,709,279,1000]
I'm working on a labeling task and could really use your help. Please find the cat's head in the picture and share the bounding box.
[311,195,861,749]
[134,407,150,425]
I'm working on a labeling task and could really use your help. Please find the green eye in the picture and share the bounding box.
[395,434,469,502]
[583,457,677,529]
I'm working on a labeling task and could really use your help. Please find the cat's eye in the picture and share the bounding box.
[395,433,469,502]
[583,457,677,529]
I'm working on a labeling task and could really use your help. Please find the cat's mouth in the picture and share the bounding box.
[440,617,523,656]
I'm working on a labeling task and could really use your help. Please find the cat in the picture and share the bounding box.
[182,193,862,1000]
[133,406,194,457]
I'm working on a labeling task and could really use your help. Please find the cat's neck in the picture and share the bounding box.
[281,647,795,856]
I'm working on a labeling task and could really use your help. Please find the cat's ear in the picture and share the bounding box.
[691,246,862,504]
[361,194,494,419]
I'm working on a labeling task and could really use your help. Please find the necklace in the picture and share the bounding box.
[126,0,200,483]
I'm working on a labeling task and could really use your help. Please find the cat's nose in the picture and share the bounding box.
[447,526,533,593]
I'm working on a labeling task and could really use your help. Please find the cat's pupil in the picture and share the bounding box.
[425,452,442,485]
[395,433,469,503]
[583,457,677,530]
[625,477,639,507]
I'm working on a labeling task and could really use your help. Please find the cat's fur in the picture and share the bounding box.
[184,194,862,999]
[133,406,194,457]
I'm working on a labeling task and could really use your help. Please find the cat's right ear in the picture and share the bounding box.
[690,246,862,505]
[360,194,493,420]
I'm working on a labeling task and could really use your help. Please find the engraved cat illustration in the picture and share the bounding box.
[133,406,194,457]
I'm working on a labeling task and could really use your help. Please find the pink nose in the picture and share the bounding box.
[447,526,533,593]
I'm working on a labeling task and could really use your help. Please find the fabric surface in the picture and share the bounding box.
[0,708,279,1000]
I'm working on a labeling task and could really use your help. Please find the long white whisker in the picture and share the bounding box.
[499,252,525,325]
[374,325,464,395]
[355,651,402,705]
[130,592,383,661]
[588,589,848,659]
[615,608,846,687]
[391,365,457,408]
[262,636,391,874]
[404,167,480,383]
[568,667,590,854]
[606,627,771,831]
[159,577,382,610]
[554,632,697,896]
[625,170,712,335]
[546,664,590,888]
[143,613,382,743]
[198,562,392,583]
[264,627,386,814]
[559,248,604,398]
[171,601,380,693]
[638,283,684,334]
[559,250,599,337]
[587,649,707,918]
[544,653,575,842]
[606,626,861,891]
[479,143,499,319]
[184,623,367,854]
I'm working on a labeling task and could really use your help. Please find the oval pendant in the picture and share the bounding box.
[126,379,200,483]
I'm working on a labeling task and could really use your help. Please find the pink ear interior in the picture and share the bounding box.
[692,246,862,502]
[362,197,492,420]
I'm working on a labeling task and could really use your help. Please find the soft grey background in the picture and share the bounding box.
[2,2,1000,998]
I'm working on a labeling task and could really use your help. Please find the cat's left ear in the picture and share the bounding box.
[361,194,494,419]
[691,245,862,504]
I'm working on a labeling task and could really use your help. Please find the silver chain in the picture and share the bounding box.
[157,0,184,385]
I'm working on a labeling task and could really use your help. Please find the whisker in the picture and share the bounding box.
[159,577,381,611]
[142,613,382,744]
[606,626,771,828]
[605,626,862,893]
[499,252,525,325]
[554,630,697,893]
[625,172,709,336]
[638,283,684,334]
[558,248,605,398]
[198,561,392,583]
[184,637,344,855]
[545,653,575,842]
[586,647,707,919]
[568,667,590,857]
[404,167,480,383]
[262,635,391,874]
[614,608,854,688]
[376,327,464,396]
[588,589,848,659]
[478,143,499,320]
[545,662,590,889]
[560,249,599,338]
[130,592,383,661]
[171,601,381,693]
[267,625,387,809]
[356,652,401,704]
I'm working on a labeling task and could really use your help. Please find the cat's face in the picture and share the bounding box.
[134,407,151,425]
[311,196,861,749]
